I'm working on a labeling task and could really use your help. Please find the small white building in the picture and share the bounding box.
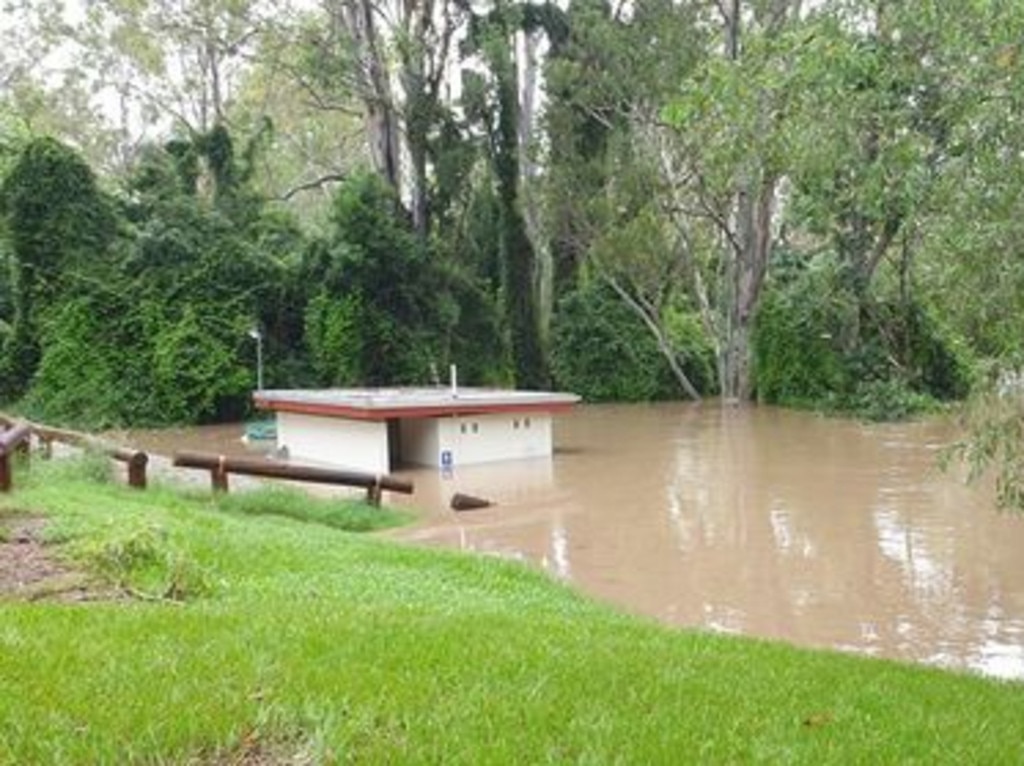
[253,387,580,474]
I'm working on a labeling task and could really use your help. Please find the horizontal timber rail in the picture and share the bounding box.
[171,451,414,507]
[0,423,32,492]
[0,414,148,491]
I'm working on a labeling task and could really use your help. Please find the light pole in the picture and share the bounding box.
[248,328,264,391]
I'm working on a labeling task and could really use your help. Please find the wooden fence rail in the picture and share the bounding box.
[172,451,414,506]
[0,416,411,506]
[31,424,149,489]
[0,416,148,492]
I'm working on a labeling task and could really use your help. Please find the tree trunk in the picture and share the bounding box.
[606,278,701,401]
[405,84,430,237]
[493,16,547,389]
[716,1,780,402]
[519,29,551,337]
[338,0,402,192]
[401,0,434,239]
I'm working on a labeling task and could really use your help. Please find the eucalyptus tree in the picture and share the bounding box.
[302,0,466,237]
[0,1,124,171]
[660,0,807,401]
[61,0,286,173]
[226,27,370,218]
[456,0,575,389]
[541,0,710,398]
[91,0,275,127]
[0,0,65,93]
[909,3,1024,361]
[780,1,977,359]
[919,3,1024,509]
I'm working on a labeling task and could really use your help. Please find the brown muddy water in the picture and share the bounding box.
[113,404,1024,680]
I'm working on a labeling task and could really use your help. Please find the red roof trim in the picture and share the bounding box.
[253,398,576,421]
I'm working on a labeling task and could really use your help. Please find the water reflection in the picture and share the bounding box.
[114,404,1024,680]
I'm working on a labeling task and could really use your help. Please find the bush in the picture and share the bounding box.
[304,291,363,386]
[840,379,937,422]
[150,308,251,424]
[753,275,849,407]
[0,137,117,400]
[866,299,975,402]
[550,284,710,402]
[303,174,454,386]
[21,298,127,428]
[754,257,974,420]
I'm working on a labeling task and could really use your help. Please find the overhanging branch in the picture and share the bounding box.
[277,172,348,201]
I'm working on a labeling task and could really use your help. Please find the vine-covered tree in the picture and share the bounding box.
[0,137,117,400]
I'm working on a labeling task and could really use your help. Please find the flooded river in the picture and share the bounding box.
[115,404,1024,680]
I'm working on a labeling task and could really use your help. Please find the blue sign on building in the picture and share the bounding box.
[440,449,453,468]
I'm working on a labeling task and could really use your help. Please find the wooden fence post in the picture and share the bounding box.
[366,478,383,507]
[212,456,229,492]
[127,452,148,489]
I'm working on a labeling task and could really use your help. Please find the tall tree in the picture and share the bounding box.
[307,0,463,237]
[462,1,554,388]
[542,0,707,398]
[661,0,803,400]
[64,0,282,172]
[784,2,965,352]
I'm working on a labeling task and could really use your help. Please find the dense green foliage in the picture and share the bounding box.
[3,460,1024,762]
[0,138,116,401]
[551,284,714,402]
[753,257,974,420]
[0,132,280,427]
[6,0,1024,456]
[302,173,455,386]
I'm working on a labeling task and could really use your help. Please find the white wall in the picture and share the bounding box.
[277,412,390,474]
[277,411,556,472]
[398,413,553,468]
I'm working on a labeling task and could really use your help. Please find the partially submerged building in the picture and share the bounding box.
[253,387,580,474]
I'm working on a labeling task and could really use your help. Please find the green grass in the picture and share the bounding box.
[1,458,1024,763]
[208,484,412,532]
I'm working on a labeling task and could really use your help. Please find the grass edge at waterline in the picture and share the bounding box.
[1,459,1022,764]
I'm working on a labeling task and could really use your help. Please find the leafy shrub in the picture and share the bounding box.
[664,308,718,396]
[304,291,363,386]
[864,299,975,402]
[25,297,251,427]
[754,256,974,420]
[753,284,849,407]
[550,284,710,402]
[946,386,1024,511]
[21,298,127,428]
[150,308,250,424]
[840,379,937,422]
[0,137,116,401]
[4,131,302,427]
[303,174,455,386]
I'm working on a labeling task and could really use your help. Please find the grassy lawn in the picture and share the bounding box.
[1,457,1023,764]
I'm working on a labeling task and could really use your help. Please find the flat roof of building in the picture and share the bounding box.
[253,387,580,421]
